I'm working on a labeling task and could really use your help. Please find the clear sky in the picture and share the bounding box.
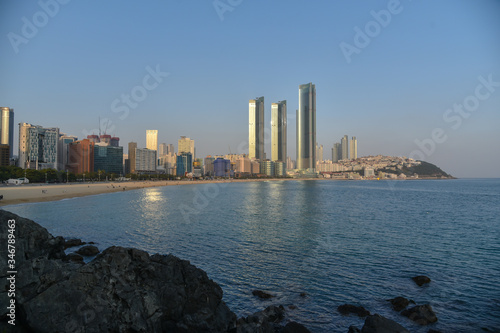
[1,0,499,178]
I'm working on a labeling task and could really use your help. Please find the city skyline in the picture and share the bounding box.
[1,1,499,177]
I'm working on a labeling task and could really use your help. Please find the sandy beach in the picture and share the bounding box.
[0,179,297,206]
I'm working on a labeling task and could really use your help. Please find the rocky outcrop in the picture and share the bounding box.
[412,275,431,287]
[0,210,236,332]
[360,314,410,333]
[401,304,438,325]
[338,304,371,317]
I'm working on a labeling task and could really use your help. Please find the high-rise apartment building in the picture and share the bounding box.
[341,135,349,160]
[146,130,158,152]
[297,83,316,170]
[135,148,157,172]
[176,152,193,176]
[158,143,168,156]
[128,142,137,173]
[332,143,341,162]
[0,107,14,158]
[178,136,195,157]
[249,97,264,160]
[271,100,287,164]
[58,134,78,171]
[67,139,94,174]
[18,123,59,169]
[316,143,323,164]
[350,136,358,160]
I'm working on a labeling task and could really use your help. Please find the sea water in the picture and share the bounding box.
[4,179,500,332]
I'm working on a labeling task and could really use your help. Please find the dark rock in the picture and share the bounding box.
[0,210,237,332]
[252,289,275,299]
[361,314,410,333]
[300,292,307,297]
[348,326,361,333]
[283,321,311,333]
[288,305,297,310]
[427,330,442,333]
[412,275,431,286]
[401,304,438,325]
[338,304,371,317]
[75,245,100,256]
[236,305,285,332]
[64,253,84,263]
[64,238,86,249]
[387,297,414,312]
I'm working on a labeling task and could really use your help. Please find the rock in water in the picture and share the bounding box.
[412,275,431,286]
[282,321,311,333]
[252,289,275,299]
[387,297,414,312]
[75,245,100,256]
[236,305,285,332]
[338,304,371,317]
[64,238,86,249]
[361,314,410,333]
[401,304,438,325]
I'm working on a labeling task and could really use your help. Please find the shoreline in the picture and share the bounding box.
[0,176,453,206]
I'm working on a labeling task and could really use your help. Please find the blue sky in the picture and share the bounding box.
[1,0,499,177]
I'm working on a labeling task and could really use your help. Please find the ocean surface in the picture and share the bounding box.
[4,179,500,332]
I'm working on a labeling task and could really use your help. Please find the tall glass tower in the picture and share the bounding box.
[0,107,14,158]
[271,100,287,163]
[296,83,316,170]
[249,97,264,160]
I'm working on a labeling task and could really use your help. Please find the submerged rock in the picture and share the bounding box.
[361,314,410,333]
[387,297,414,312]
[252,289,275,299]
[401,304,438,325]
[64,253,84,263]
[412,275,431,286]
[338,304,371,317]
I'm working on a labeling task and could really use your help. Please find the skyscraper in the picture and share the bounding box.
[332,143,341,162]
[271,100,287,163]
[316,143,323,164]
[341,135,349,160]
[0,107,14,158]
[297,83,316,170]
[58,134,78,171]
[350,136,358,160]
[159,143,168,156]
[249,97,264,160]
[128,142,137,173]
[18,123,59,170]
[146,130,158,152]
[178,136,195,156]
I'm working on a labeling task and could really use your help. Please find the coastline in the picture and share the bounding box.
[0,176,452,206]
[0,179,295,206]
